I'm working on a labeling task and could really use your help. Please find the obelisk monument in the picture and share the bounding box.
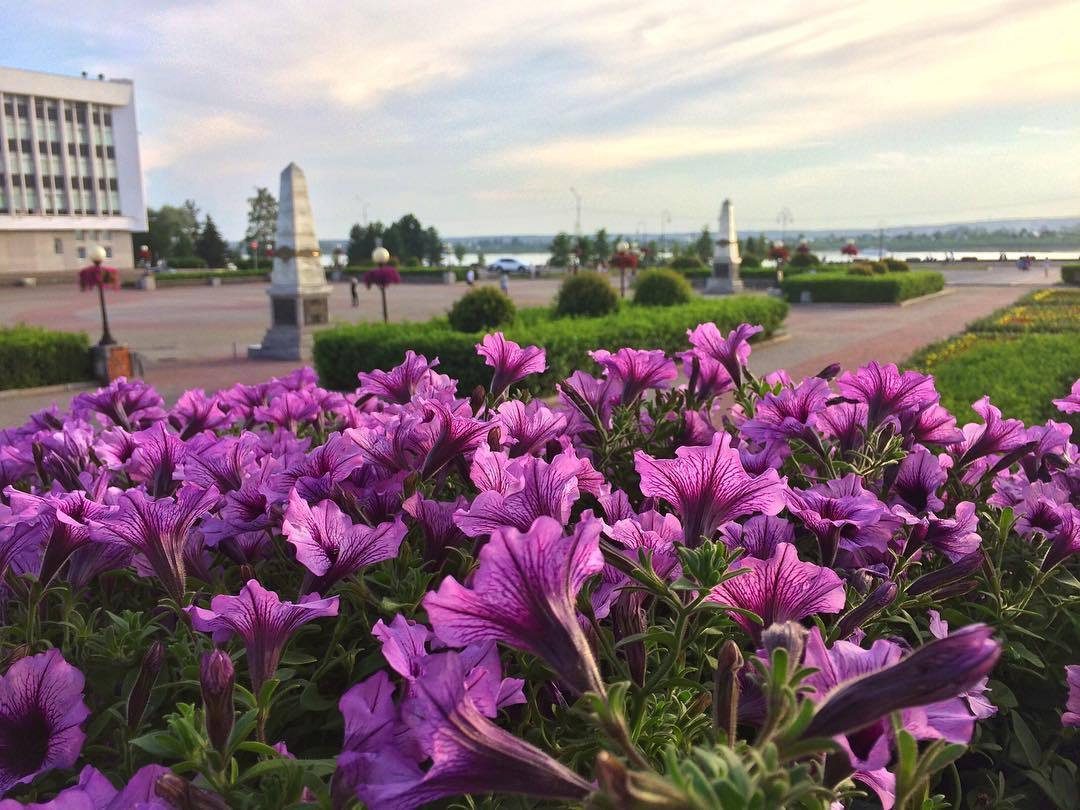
[705,198,743,295]
[249,163,332,360]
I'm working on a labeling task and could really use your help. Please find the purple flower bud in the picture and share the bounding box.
[713,639,744,740]
[155,771,230,809]
[127,641,165,731]
[816,363,842,381]
[200,651,235,755]
[836,581,898,639]
[907,550,984,596]
[803,624,1001,740]
[762,621,809,666]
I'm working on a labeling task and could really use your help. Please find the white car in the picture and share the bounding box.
[487,257,532,274]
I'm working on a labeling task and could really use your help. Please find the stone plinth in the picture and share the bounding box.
[249,163,331,361]
[706,198,743,295]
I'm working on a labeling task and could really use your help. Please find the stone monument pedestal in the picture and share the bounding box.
[705,262,744,295]
[248,163,331,362]
[704,198,743,295]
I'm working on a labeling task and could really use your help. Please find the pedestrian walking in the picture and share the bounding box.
[466,267,475,287]
[349,276,360,307]
[499,270,510,295]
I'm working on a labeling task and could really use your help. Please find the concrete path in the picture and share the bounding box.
[0,276,1040,427]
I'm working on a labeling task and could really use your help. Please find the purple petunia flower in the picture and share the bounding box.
[787,474,898,567]
[707,543,845,642]
[168,388,229,440]
[493,400,567,457]
[836,361,938,429]
[476,333,547,397]
[178,433,260,495]
[339,652,592,810]
[589,348,677,405]
[71,377,166,431]
[1053,379,1080,415]
[0,763,172,809]
[719,515,795,560]
[900,501,983,562]
[402,493,469,562]
[281,490,406,591]
[0,649,89,797]
[1013,481,1069,538]
[454,447,595,537]
[1063,666,1080,727]
[741,377,830,445]
[556,370,623,434]
[358,351,446,405]
[686,322,762,387]
[955,396,1028,469]
[1043,505,1080,571]
[126,422,187,497]
[186,578,339,693]
[0,520,47,585]
[92,484,219,602]
[891,445,947,514]
[415,400,493,480]
[253,390,320,432]
[635,431,787,547]
[425,516,606,696]
[909,402,964,446]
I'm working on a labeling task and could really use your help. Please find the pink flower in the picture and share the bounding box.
[476,333,546,397]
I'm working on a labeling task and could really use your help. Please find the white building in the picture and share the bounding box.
[0,66,147,276]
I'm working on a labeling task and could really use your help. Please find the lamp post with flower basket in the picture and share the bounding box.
[365,246,401,324]
[611,240,638,298]
[79,245,119,346]
[841,239,859,261]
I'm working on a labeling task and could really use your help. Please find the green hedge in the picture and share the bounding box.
[0,325,92,390]
[314,295,788,394]
[168,256,209,269]
[343,266,469,282]
[155,269,268,283]
[780,270,944,303]
[1062,264,1080,285]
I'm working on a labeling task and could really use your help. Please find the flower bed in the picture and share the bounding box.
[908,289,1080,425]
[0,324,92,390]
[780,270,944,303]
[313,295,788,393]
[1,321,1079,809]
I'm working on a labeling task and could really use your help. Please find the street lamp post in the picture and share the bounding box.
[612,239,637,298]
[250,240,259,271]
[372,246,391,323]
[89,245,116,346]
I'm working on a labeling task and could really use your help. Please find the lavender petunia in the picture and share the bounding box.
[891,445,947,514]
[415,400,492,480]
[1063,666,1080,727]
[92,484,219,602]
[902,501,982,562]
[253,390,320,432]
[955,396,1028,469]
[1043,505,1080,571]
[909,402,964,446]
[126,422,187,497]
[556,370,623,434]
[1053,379,1080,415]
[707,543,845,642]
[719,515,795,560]
[476,333,547,397]
[357,351,445,404]
[168,388,229,440]
[787,474,898,566]
[425,516,606,696]
[493,400,567,457]
[71,377,166,430]
[281,490,406,590]
[589,348,677,404]
[402,493,469,562]
[686,322,762,387]
[340,652,591,810]
[186,578,339,693]
[741,377,830,445]
[836,361,938,429]
[635,431,787,547]
[0,650,90,797]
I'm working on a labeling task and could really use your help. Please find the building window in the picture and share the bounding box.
[103,231,111,241]
[106,146,115,159]
[6,138,15,152]
[74,230,84,240]
[50,142,60,155]
[77,246,86,260]
[103,112,112,126]
[54,238,63,254]
[105,247,113,258]
[20,139,30,153]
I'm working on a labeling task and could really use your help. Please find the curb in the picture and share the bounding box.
[0,380,97,401]
[897,288,955,307]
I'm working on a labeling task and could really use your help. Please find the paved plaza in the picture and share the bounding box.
[0,271,1057,426]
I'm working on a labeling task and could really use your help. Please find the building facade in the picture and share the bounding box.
[0,66,146,276]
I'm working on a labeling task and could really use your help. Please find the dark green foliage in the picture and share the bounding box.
[0,325,92,390]
[166,256,209,269]
[554,272,619,317]
[787,251,819,267]
[154,269,266,283]
[447,287,517,332]
[847,264,876,276]
[549,232,573,266]
[883,257,910,272]
[633,269,693,307]
[670,255,705,271]
[740,254,762,268]
[1062,264,1080,285]
[194,216,228,268]
[346,214,442,266]
[314,295,789,394]
[780,270,944,303]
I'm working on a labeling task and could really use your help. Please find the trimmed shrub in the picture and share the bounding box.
[167,256,209,269]
[883,258,910,273]
[846,264,875,277]
[741,254,762,268]
[314,295,788,394]
[1062,264,1080,285]
[155,269,267,284]
[554,272,619,318]
[788,252,819,268]
[780,271,944,303]
[447,287,516,333]
[670,255,706,271]
[0,325,92,390]
[633,269,693,307]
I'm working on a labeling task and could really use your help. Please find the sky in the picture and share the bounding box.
[5,0,1080,239]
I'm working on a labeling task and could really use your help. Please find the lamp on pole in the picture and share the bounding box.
[612,239,637,298]
[372,246,392,323]
[89,245,116,346]
[776,207,793,244]
[569,187,582,237]
[660,210,671,259]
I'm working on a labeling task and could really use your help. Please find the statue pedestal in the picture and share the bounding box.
[705,261,743,295]
[248,287,331,361]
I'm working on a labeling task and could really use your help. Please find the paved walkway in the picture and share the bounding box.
[0,276,1040,427]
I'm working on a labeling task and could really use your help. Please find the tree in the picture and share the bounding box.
[348,222,384,265]
[424,227,442,266]
[140,204,200,261]
[453,244,466,265]
[574,235,594,266]
[196,215,228,268]
[182,200,201,244]
[549,232,573,267]
[594,229,611,264]
[694,226,713,263]
[245,187,278,247]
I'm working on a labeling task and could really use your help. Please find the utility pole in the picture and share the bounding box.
[660,209,671,256]
[878,224,885,259]
[569,187,582,237]
[776,207,793,243]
